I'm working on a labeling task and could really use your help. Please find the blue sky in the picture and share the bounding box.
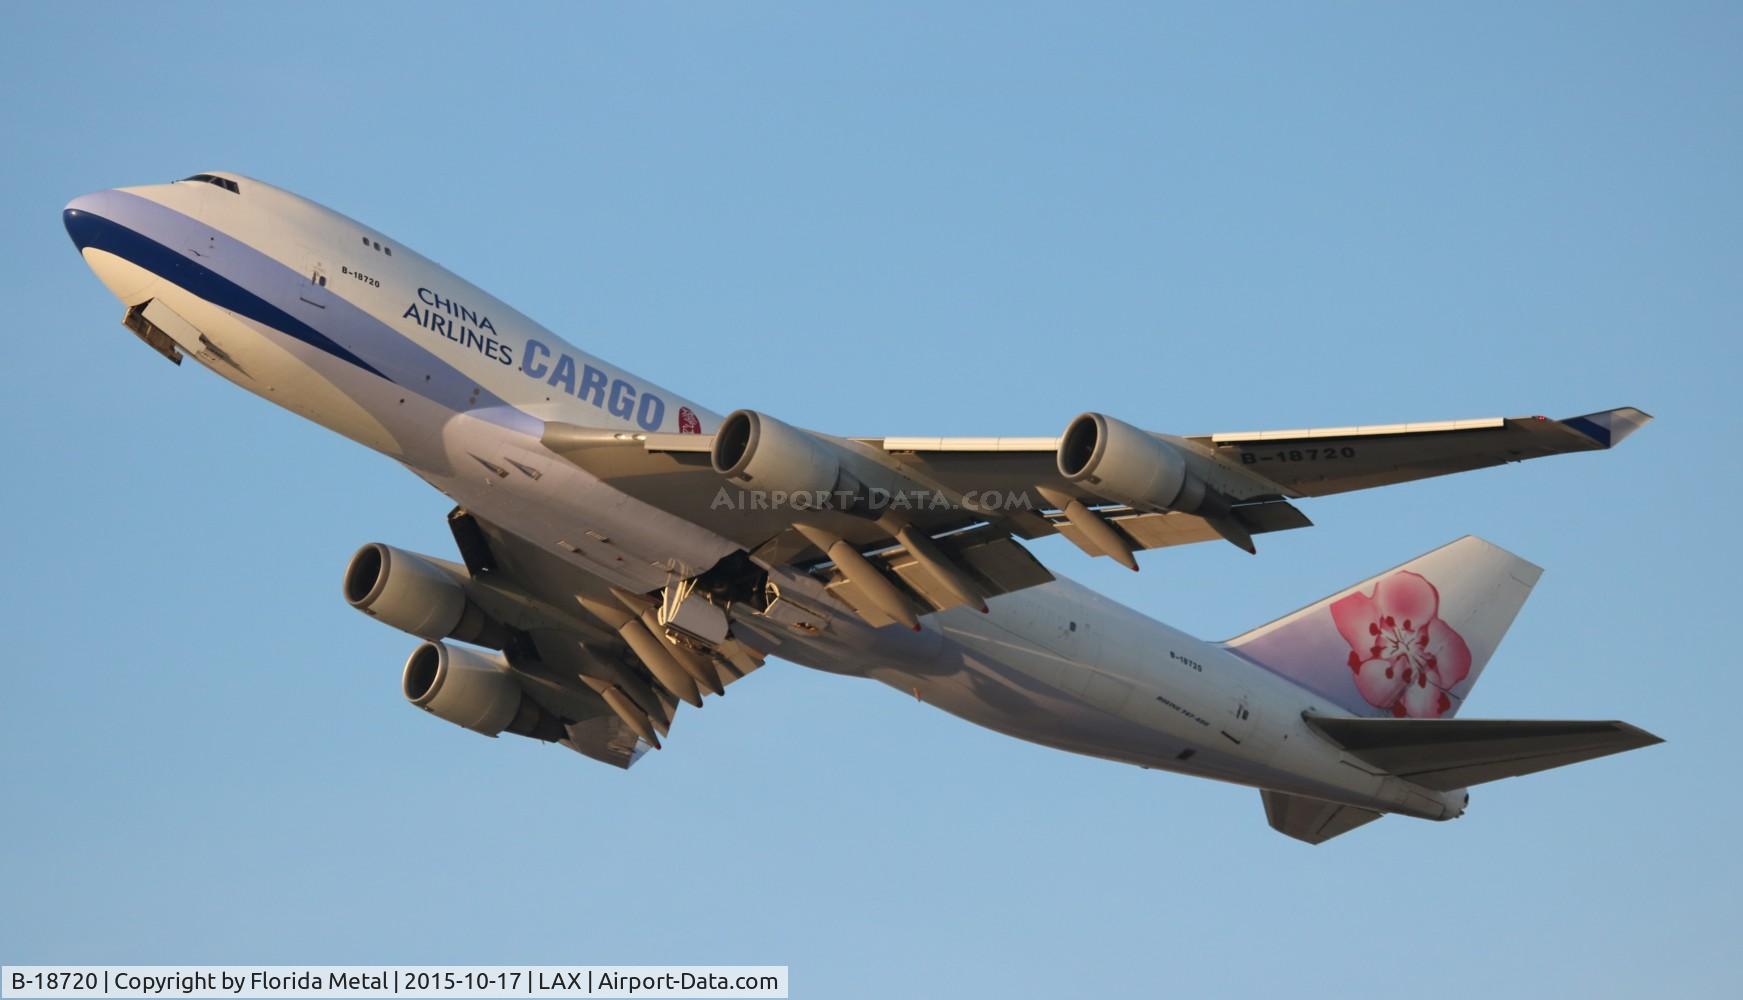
[2,4,1739,996]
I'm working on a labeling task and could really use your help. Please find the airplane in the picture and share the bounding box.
[62,171,1660,844]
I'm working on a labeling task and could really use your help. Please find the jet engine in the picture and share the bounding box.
[710,409,915,515]
[1057,412,1256,553]
[711,409,845,493]
[401,641,562,740]
[344,543,505,646]
[1056,412,1211,515]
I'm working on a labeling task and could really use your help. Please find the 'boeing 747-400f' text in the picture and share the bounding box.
[64,172,1659,843]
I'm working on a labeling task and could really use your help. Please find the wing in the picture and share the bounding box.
[867,406,1648,564]
[537,406,1647,626]
[1188,406,1653,497]
[445,509,765,768]
[868,406,1650,503]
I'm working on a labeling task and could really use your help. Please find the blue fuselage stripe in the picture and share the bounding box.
[63,208,389,380]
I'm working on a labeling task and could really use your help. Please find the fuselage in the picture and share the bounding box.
[64,172,1463,821]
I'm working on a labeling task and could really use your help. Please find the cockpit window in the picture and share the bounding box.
[179,173,239,194]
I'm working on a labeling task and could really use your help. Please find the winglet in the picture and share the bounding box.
[1560,407,1652,449]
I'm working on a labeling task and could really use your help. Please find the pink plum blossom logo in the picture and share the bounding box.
[1330,571,1472,718]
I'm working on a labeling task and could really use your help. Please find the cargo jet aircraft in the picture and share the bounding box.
[63,172,1660,843]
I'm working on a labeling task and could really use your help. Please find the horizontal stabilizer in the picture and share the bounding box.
[1305,715,1663,791]
[1261,789,1384,844]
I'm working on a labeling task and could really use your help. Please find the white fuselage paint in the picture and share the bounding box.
[66,173,1461,821]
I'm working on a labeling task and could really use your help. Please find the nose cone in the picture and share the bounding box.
[63,191,107,251]
[64,190,158,305]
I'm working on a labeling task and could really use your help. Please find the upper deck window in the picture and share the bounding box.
[179,174,240,194]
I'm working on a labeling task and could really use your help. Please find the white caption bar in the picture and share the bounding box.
[2,967,788,999]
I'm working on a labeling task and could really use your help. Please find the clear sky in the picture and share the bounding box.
[2,4,1738,997]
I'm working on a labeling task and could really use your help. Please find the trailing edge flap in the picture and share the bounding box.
[1261,789,1384,845]
[1304,715,1663,791]
[444,509,766,767]
[819,527,1054,627]
[563,714,651,770]
[1049,499,1312,554]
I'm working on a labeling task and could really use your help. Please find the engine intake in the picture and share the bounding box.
[1057,412,1208,514]
[402,641,562,740]
[711,409,844,492]
[711,409,923,516]
[344,543,505,646]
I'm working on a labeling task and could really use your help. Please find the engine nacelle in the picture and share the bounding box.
[1056,412,1208,514]
[344,543,504,646]
[712,408,929,517]
[401,641,560,740]
[711,409,844,494]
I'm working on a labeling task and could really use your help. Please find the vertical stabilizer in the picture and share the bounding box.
[1224,537,1541,718]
